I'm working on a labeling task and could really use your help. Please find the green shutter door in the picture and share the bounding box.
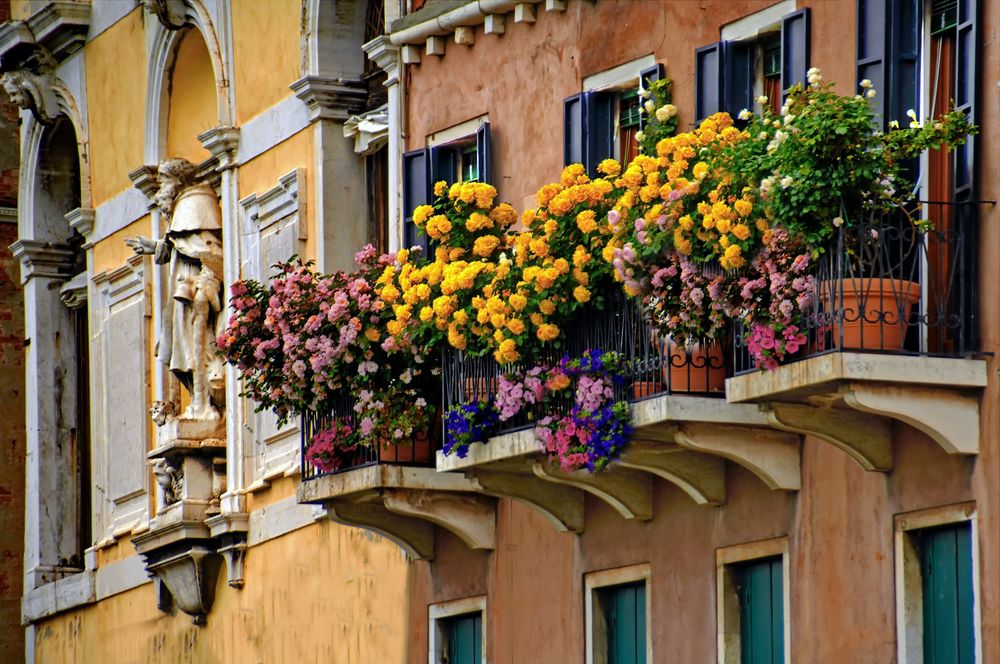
[920,523,975,664]
[600,582,647,664]
[446,613,482,664]
[737,557,784,664]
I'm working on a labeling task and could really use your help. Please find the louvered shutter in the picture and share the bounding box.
[402,148,430,253]
[856,0,889,124]
[476,121,492,185]
[695,42,724,121]
[638,63,665,132]
[780,9,811,96]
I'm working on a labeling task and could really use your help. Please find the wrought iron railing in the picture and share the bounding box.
[443,291,729,438]
[733,200,988,374]
[300,390,440,481]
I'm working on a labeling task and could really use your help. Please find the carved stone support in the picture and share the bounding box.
[841,382,979,455]
[141,0,188,30]
[206,513,249,589]
[383,490,496,551]
[764,403,893,471]
[620,441,726,505]
[674,423,801,491]
[0,56,60,123]
[198,126,240,171]
[532,462,653,521]
[290,76,367,122]
[327,500,435,560]
[470,469,584,533]
[9,239,75,282]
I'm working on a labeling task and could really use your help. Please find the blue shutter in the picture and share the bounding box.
[638,63,664,132]
[430,146,457,189]
[889,0,921,129]
[953,0,978,199]
[476,121,492,185]
[695,42,724,121]
[586,91,615,174]
[402,148,430,253]
[725,42,753,120]
[780,9,811,95]
[856,0,889,124]
[920,523,975,664]
[564,92,587,167]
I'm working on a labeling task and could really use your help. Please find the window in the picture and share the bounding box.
[585,564,651,664]
[895,505,980,663]
[563,57,663,174]
[402,118,492,253]
[695,5,810,121]
[429,596,486,664]
[717,539,789,664]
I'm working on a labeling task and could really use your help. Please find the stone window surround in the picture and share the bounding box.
[428,595,487,664]
[715,537,791,664]
[584,563,652,664]
[894,502,983,664]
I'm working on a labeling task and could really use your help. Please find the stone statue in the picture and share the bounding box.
[0,68,59,123]
[151,458,183,506]
[127,159,226,423]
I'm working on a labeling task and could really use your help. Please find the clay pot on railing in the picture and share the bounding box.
[821,277,921,350]
[377,409,441,464]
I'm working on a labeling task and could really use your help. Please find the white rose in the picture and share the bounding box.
[860,79,873,89]
[832,216,844,227]
[644,100,656,113]
[635,130,645,141]
[865,89,876,99]
[655,106,670,122]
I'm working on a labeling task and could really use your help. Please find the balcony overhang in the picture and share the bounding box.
[297,464,494,560]
[726,353,987,467]
[436,394,802,533]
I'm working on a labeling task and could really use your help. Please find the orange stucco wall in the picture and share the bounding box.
[402,1,1000,662]
[84,8,147,207]
[230,0,302,125]
[165,29,217,164]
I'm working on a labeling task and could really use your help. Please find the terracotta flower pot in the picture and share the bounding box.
[822,278,920,350]
[664,341,726,393]
[464,375,498,402]
[377,409,441,464]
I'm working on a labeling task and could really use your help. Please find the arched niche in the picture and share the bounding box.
[164,28,217,164]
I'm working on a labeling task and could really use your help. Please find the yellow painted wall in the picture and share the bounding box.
[231,0,301,125]
[85,8,146,207]
[237,128,318,262]
[166,29,216,164]
[33,522,411,664]
[93,218,151,275]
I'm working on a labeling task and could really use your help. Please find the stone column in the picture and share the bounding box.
[364,37,403,253]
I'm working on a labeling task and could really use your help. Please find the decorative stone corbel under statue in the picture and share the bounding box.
[129,159,235,625]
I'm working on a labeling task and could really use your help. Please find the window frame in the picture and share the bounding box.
[894,502,982,663]
[579,54,656,168]
[716,537,791,664]
[428,595,487,664]
[585,563,652,664]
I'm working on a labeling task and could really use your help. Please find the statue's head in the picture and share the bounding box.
[154,159,199,217]
[0,72,30,109]
[150,399,177,426]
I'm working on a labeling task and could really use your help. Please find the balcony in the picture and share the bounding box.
[297,202,991,548]
[726,201,991,468]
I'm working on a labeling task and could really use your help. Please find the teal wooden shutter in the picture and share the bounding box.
[476,121,492,185]
[856,0,889,123]
[780,9,811,95]
[599,582,647,664]
[736,557,784,664]
[446,612,482,664]
[402,148,430,252]
[953,0,978,199]
[695,42,724,121]
[564,92,587,167]
[920,523,975,664]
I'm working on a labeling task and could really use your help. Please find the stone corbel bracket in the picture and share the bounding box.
[0,1,90,65]
[619,440,726,506]
[763,402,893,471]
[674,423,801,492]
[290,76,367,123]
[532,461,653,521]
[132,521,222,625]
[840,382,979,456]
[205,512,249,589]
[141,0,188,31]
[298,465,494,561]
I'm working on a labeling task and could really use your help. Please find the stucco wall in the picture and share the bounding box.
[230,0,302,125]
[402,1,1000,662]
[33,521,411,664]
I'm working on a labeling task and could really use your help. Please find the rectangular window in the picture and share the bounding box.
[734,557,784,664]
[717,538,789,664]
[429,596,486,664]
[895,505,980,663]
[596,582,647,664]
[585,564,651,664]
[919,523,975,663]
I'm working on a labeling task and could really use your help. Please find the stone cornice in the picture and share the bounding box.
[289,75,367,123]
[65,206,95,239]
[9,239,75,282]
[128,164,160,208]
[363,37,401,86]
[58,270,88,309]
[197,126,240,171]
[0,1,91,68]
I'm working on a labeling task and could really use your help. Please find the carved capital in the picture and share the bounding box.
[58,271,88,309]
[290,75,367,122]
[65,206,95,239]
[363,36,401,85]
[141,0,188,31]
[128,164,161,202]
[197,126,240,171]
[9,239,75,282]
